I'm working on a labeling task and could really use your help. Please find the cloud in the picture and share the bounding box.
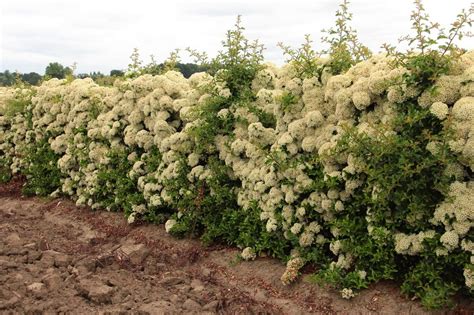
[179,0,273,17]
[1,0,473,74]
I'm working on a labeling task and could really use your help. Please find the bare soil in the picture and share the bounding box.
[0,179,473,314]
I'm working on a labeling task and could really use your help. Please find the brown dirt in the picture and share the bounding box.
[0,181,473,314]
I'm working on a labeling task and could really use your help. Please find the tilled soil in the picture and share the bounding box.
[0,181,473,314]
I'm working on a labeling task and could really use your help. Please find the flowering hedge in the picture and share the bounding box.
[1,49,473,307]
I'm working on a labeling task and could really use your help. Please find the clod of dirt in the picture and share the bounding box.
[75,258,97,273]
[41,272,63,290]
[23,242,37,250]
[37,239,49,251]
[183,298,202,310]
[202,268,212,276]
[202,300,219,312]
[38,250,72,268]
[117,241,150,265]
[191,278,205,292]
[27,282,45,294]
[138,300,175,314]
[158,276,185,287]
[6,247,28,256]
[6,233,22,246]
[54,254,72,268]
[0,259,18,269]
[0,296,21,310]
[76,277,116,304]
[27,250,42,263]
[39,250,58,268]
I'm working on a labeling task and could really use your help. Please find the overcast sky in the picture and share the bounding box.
[1,0,473,74]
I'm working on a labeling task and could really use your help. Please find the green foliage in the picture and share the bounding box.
[315,89,468,305]
[311,267,369,291]
[400,252,468,309]
[188,15,264,99]
[22,138,61,196]
[187,14,265,171]
[335,104,454,231]
[45,62,72,80]
[94,149,141,212]
[202,201,291,259]
[278,0,371,79]
[321,0,372,74]
[245,103,276,129]
[188,95,235,153]
[126,48,181,78]
[170,16,271,254]
[401,52,452,91]
[278,35,324,80]
[127,48,143,77]
[0,155,12,183]
[167,156,241,239]
[92,147,169,223]
[278,91,299,112]
[168,164,291,259]
[4,91,34,118]
[383,0,473,89]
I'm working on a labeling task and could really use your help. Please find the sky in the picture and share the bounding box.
[1,0,473,75]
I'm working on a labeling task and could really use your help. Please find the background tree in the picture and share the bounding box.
[176,63,207,78]
[110,69,124,77]
[21,72,42,85]
[89,71,105,80]
[0,70,16,86]
[44,62,72,79]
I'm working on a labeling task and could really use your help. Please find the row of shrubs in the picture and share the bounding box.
[0,1,473,309]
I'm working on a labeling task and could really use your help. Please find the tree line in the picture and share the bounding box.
[0,61,206,87]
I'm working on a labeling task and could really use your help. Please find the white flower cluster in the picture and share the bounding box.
[1,51,473,291]
[221,55,432,276]
[340,288,356,299]
[450,97,474,170]
[281,256,305,285]
[241,247,257,260]
[464,266,474,290]
[431,181,474,253]
[394,230,436,255]
[0,87,35,174]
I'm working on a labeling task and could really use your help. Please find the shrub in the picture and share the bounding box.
[0,0,472,309]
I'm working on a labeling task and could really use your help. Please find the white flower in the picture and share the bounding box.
[127,213,136,224]
[352,91,371,110]
[217,108,230,118]
[440,231,459,251]
[334,200,345,212]
[266,218,278,232]
[330,240,342,255]
[165,219,177,233]
[299,231,314,247]
[341,288,356,299]
[241,247,257,261]
[464,267,473,289]
[430,102,449,120]
[187,153,200,167]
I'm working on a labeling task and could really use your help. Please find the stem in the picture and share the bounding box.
[440,26,460,58]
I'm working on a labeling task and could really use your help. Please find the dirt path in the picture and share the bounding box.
[0,184,472,314]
